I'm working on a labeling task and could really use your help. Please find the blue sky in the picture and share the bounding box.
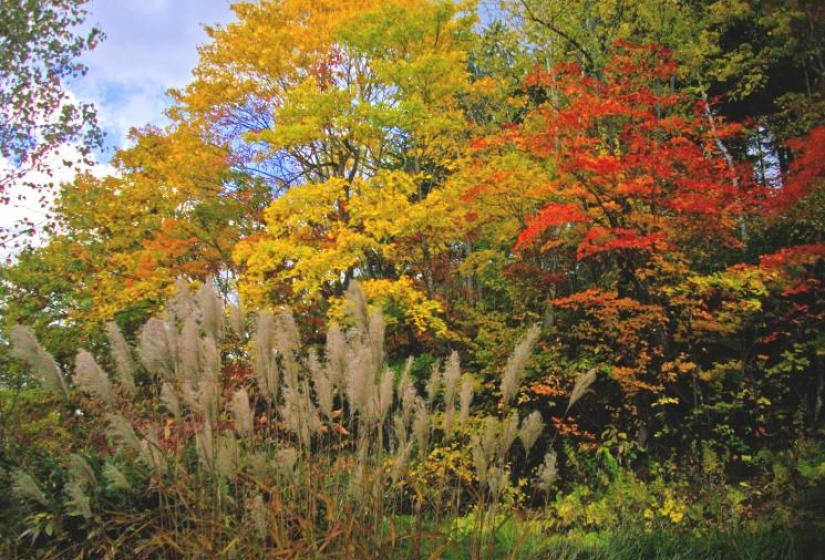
[74,0,236,155]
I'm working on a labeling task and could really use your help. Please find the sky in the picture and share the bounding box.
[77,0,236,153]
[1,0,236,257]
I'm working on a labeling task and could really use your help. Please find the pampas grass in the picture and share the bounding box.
[197,281,224,341]
[106,412,143,456]
[8,278,560,559]
[459,376,474,424]
[537,450,558,492]
[11,469,48,506]
[161,382,182,420]
[138,318,175,380]
[65,480,92,519]
[252,310,279,400]
[216,433,239,479]
[178,317,201,385]
[443,350,461,406]
[74,350,113,406]
[230,388,254,435]
[227,302,245,339]
[567,368,598,414]
[10,325,68,398]
[67,454,96,488]
[103,463,131,491]
[105,322,136,395]
[519,410,545,455]
[500,325,540,406]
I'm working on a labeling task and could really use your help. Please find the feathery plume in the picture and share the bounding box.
[138,318,175,380]
[398,358,419,421]
[392,411,408,450]
[197,281,224,341]
[345,344,372,414]
[160,382,181,420]
[275,312,300,387]
[344,281,370,336]
[499,411,520,456]
[199,335,220,388]
[376,367,394,423]
[227,301,245,339]
[195,379,219,430]
[103,463,131,491]
[443,351,461,406]
[307,350,326,405]
[11,469,48,505]
[303,386,322,438]
[247,452,270,479]
[216,433,239,479]
[537,450,558,492]
[248,494,268,539]
[276,311,301,356]
[425,360,441,405]
[67,454,96,488]
[106,413,142,456]
[500,325,540,405]
[566,369,598,414]
[282,385,317,448]
[443,403,456,439]
[170,278,195,321]
[391,441,414,484]
[252,311,279,400]
[65,480,92,519]
[10,325,68,399]
[412,403,430,451]
[230,388,254,435]
[519,410,545,455]
[324,323,347,388]
[459,376,473,424]
[312,365,334,421]
[481,416,500,458]
[74,349,113,406]
[178,317,201,386]
[488,465,510,502]
[367,309,385,369]
[105,322,136,395]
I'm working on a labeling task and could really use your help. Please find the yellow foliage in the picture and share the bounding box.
[329,277,448,336]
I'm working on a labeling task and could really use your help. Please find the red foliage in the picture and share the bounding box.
[515,203,591,250]
[759,243,825,270]
[576,227,668,261]
[767,125,825,213]
[511,42,748,272]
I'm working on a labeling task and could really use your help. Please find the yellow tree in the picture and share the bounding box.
[199,0,497,336]
[7,123,267,328]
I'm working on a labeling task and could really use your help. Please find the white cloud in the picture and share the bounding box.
[0,147,115,261]
[73,0,235,147]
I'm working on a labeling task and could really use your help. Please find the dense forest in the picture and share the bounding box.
[1,0,824,558]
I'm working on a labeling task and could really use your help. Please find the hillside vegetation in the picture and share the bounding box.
[1,0,824,558]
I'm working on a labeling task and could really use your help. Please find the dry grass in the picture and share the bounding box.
[8,280,568,559]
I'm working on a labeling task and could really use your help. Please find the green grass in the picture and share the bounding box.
[539,525,825,560]
[386,515,825,560]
